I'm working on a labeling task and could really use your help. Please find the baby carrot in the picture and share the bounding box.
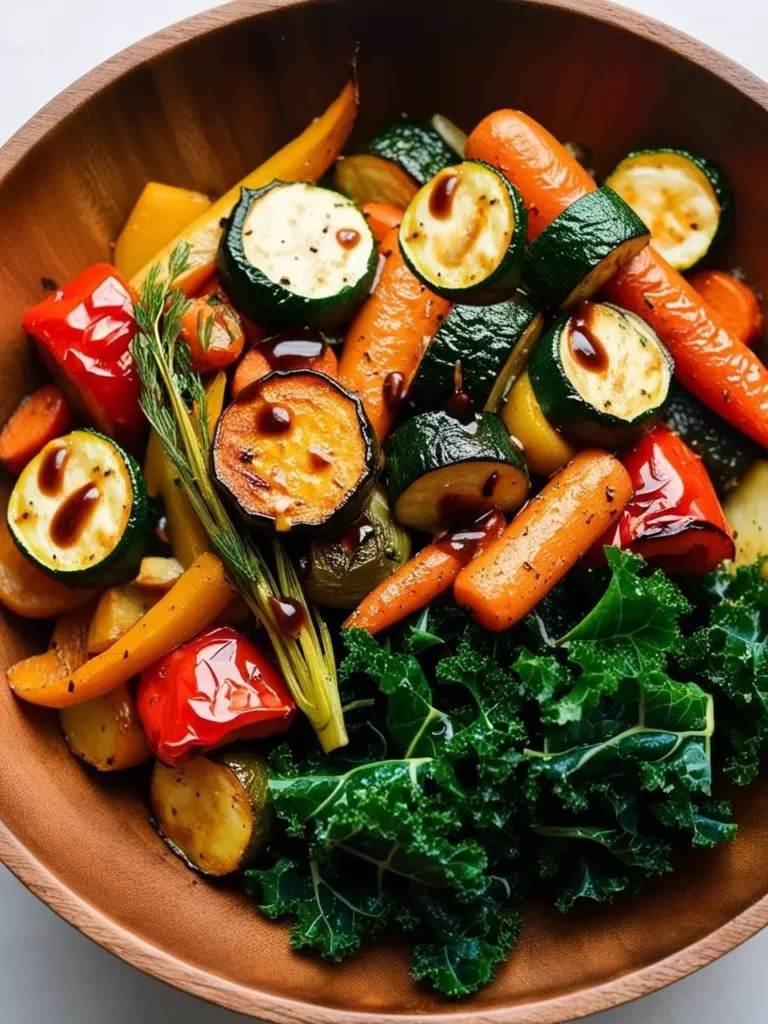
[454,451,632,632]
[339,227,451,441]
[689,268,763,347]
[344,509,505,635]
[0,384,73,475]
[362,202,404,245]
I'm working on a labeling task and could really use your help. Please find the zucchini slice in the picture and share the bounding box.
[523,186,650,309]
[529,301,673,447]
[334,120,456,207]
[399,160,527,304]
[213,369,379,534]
[408,297,544,416]
[664,382,760,494]
[7,429,147,587]
[723,460,768,572]
[605,148,731,270]
[386,411,529,532]
[304,486,411,610]
[218,182,376,331]
[150,750,273,876]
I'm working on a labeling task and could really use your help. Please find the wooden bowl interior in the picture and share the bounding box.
[1,1,767,1020]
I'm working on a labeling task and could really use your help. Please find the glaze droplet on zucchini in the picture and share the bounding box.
[523,186,650,309]
[213,369,379,534]
[605,148,730,271]
[398,160,527,303]
[218,181,376,330]
[386,411,529,532]
[408,296,544,416]
[7,429,147,587]
[528,301,673,447]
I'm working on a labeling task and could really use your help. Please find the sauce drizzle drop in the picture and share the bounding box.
[50,483,101,548]
[260,330,327,371]
[382,371,406,410]
[258,403,292,434]
[339,514,375,555]
[569,301,609,372]
[429,172,460,220]
[336,228,361,249]
[38,445,69,497]
[269,595,307,638]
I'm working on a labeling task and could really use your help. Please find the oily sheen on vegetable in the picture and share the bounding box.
[2,77,768,1002]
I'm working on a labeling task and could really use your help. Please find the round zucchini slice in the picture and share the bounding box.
[304,486,411,609]
[408,296,544,416]
[334,120,457,207]
[399,160,527,304]
[150,750,273,876]
[386,411,529,533]
[218,182,376,331]
[213,369,379,534]
[523,186,650,309]
[528,301,674,447]
[7,429,147,587]
[605,148,731,271]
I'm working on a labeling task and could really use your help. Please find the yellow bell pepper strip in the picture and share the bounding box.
[114,183,212,280]
[0,511,95,619]
[9,552,234,709]
[7,603,93,693]
[130,77,358,297]
[143,370,227,568]
[502,371,576,477]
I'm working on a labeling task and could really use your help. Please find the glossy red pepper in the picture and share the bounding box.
[22,264,144,445]
[589,426,735,574]
[136,625,297,766]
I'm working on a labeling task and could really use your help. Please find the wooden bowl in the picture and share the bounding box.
[1,0,767,1020]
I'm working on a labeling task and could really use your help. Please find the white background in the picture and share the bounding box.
[1,0,766,1021]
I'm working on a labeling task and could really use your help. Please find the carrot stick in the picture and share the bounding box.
[0,385,72,475]
[467,110,768,448]
[339,227,451,441]
[344,509,505,635]
[466,110,594,241]
[454,451,632,632]
[362,202,404,245]
[603,250,768,448]
[689,268,763,347]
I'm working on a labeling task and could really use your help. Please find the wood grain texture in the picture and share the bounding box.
[1,0,768,1021]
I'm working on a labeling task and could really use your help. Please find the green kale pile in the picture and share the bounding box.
[244,549,768,998]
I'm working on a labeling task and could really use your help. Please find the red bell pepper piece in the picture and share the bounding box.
[22,264,144,445]
[136,625,296,766]
[590,426,735,574]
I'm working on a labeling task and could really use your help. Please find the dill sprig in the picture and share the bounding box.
[131,244,348,753]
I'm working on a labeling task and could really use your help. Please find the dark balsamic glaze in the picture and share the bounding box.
[37,445,69,497]
[429,173,460,219]
[336,228,361,249]
[269,596,307,638]
[50,483,100,547]
[382,371,406,410]
[257,403,292,434]
[569,301,608,372]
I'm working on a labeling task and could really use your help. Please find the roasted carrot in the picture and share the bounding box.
[689,268,763,347]
[232,341,338,399]
[339,227,451,441]
[467,109,768,448]
[344,509,505,635]
[362,202,404,245]
[179,295,245,373]
[0,385,73,475]
[466,110,594,241]
[454,451,632,632]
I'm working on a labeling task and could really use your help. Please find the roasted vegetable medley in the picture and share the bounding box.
[3,75,768,998]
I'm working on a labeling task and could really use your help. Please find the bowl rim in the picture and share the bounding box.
[1,0,767,1020]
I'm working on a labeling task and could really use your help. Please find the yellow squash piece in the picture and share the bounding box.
[724,460,768,577]
[114,183,212,280]
[502,371,577,477]
[9,552,234,709]
[131,77,358,296]
[60,682,152,771]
